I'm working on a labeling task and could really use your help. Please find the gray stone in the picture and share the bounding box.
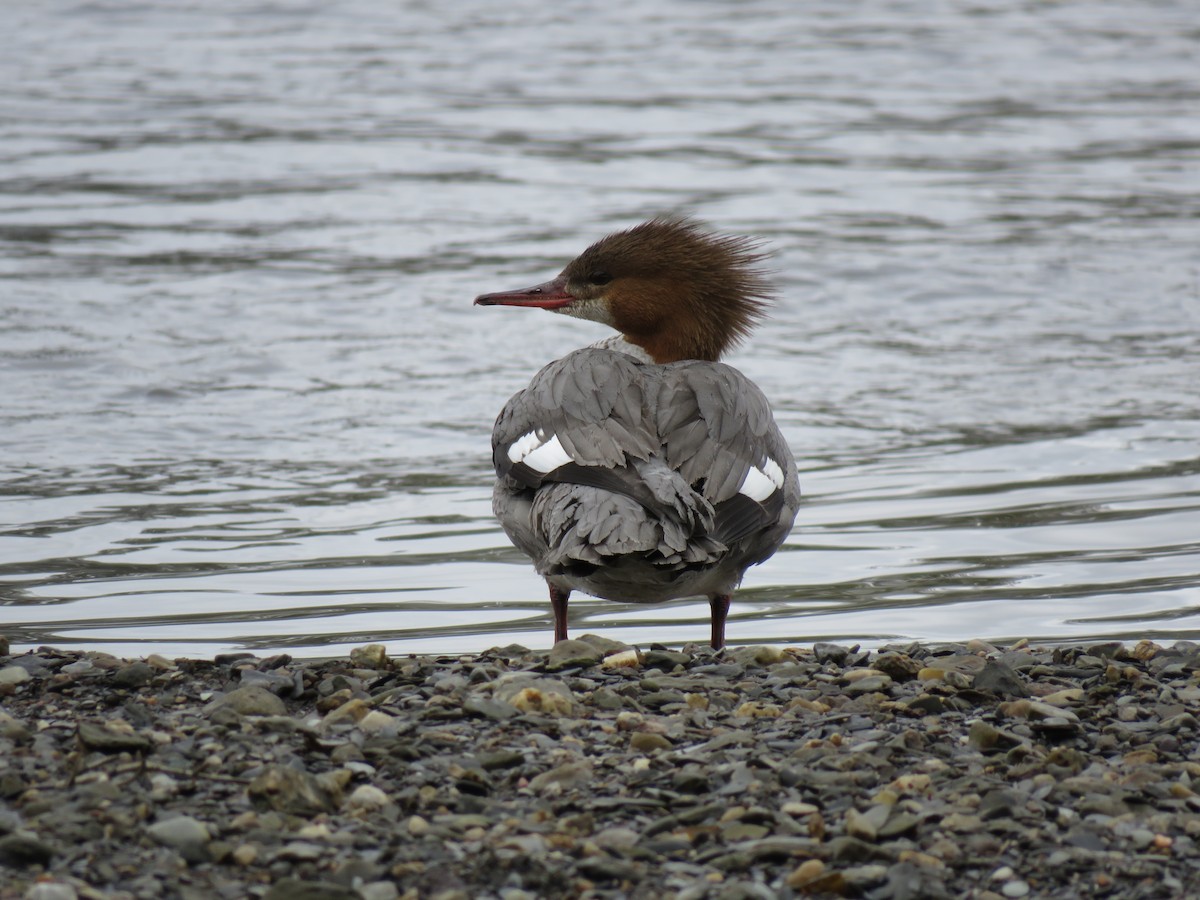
[263,879,362,900]
[111,662,156,689]
[477,749,524,770]
[0,666,31,685]
[643,648,691,670]
[77,721,154,753]
[575,633,632,655]
[527,760,592,791]
[463,696,519,720]
[546,639,602,670]
[0,711,32,743]
[845,674,893,695]
[211,685,288,717]
[147,816,210,862]
[973,660,1029,697]
[349,644,389,669]
[813,642,849,664]
[248,765,339,815]
[0,831,55,866]
[23,885,78,900]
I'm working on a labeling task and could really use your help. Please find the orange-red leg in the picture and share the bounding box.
[709,594,731,650]
[549,584,571,644]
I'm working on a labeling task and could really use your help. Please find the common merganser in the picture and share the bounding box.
[475,218,800,650]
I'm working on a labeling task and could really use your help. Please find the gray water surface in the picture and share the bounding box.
[3,0,1199,657]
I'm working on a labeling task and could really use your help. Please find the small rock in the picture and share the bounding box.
[248,766,340,815]
[360,884,400,900]
[494,676,575,715]
[406,815,430,836]
[546,639,602,670]
[600,648,641,669]
[734,701,781,717]
[813,642,849,665]
[232,843,259,866]
[722,822,769,841]
[478,749,525,770]
[0,831,55,866]
[878,812,919,838]
[941,812,983,833]
[111,661,156,688]
[924,654,986,675]
[463,696,519,720]
[785,859,826,889]
[346,784,392,812]
[240,668,297,694]
[968,721,1004,750]
[973,660,1028,697]
[845,808,877,841]
[0,711,32,743]
[1002,880,1031,898]
[211,685,288,717]
[576,633,633,655]
[0,666,31,685]
[630,732,672,752]
[845,674,893,695]
[1130,640,1161,660]
[273,840,325,861]
[528,761,592,791]
[24,884,78,900]
[873,652,922,681]
[349,644,389,669]
[944,670,972,688]
[61,659,95,676]
[322,698,371,727]
[643,648,691,669]
[728,645,788,666]
[263,879,362,900]
[357,710,399,736]
[828,836,891,862]
[672,769,710,794]
[889,773,932,794]
[147,815,210,863]
[998,699,1080,723]
[77,720,154,754]
[1040,688,1084,706]
[966,638,1000,654]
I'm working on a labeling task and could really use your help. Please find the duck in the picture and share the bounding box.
[475,217,800,650]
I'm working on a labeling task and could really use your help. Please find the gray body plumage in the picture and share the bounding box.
[492,343,800,606]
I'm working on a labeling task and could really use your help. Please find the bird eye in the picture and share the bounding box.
[588,271,612,286]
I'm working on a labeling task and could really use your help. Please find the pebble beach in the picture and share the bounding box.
[1,634,1198,899]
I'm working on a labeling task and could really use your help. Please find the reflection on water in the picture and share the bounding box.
[2,0,1199,656]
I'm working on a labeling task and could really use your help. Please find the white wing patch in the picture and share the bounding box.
[507,429,573,474]
[739,457,784,502]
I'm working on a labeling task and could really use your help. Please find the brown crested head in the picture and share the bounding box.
[560,218,773,363]
[475,218,774,364]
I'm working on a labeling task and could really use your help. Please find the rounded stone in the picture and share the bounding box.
[213,685,287,717]
[0,666,31,685]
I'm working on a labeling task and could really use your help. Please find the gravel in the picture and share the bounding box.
[1,636,1199,898]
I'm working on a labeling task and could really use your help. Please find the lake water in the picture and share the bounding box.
[3,0,1199,658]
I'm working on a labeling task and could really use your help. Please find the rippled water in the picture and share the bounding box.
[3,0,1199,657]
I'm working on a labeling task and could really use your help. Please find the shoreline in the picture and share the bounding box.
[1,636,1198,898]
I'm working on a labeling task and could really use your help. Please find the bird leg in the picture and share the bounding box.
[709,594,731,650]
[548,583,571,644]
